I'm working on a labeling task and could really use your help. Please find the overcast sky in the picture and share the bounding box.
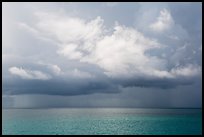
[2,2,202,108]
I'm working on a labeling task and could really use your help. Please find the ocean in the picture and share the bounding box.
[2,108,202,135]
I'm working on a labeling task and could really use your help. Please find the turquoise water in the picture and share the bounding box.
[2,108,202,135]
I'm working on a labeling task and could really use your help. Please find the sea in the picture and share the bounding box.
[2,108,202,135]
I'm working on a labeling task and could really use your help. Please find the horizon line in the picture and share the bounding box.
[2,107,202,109]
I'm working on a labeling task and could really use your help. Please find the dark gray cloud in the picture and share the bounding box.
[3,66,200,96]
[116,77,196,89]
[3,78,119,96]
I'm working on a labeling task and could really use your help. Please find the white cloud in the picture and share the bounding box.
[171,64,201,77]
[9,67,51,80]
[19,12,201,80]
[37,61,61,75]
[82,24,166,79]
[35,12,104,44]
[36,61,93,78]
[57,43,83,60]
[34,14,166,79]
[150,9,174,32]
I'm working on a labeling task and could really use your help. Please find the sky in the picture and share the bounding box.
[2,2,202,108]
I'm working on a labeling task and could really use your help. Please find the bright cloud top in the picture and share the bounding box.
[150,9,174,32]
[19,9,201,80]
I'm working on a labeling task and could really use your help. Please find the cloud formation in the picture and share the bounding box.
[9,67,51,80]
[2,2,202,109]
[149,9,174,32]
[20,10,201,82]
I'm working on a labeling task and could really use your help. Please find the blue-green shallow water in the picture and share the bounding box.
[2,108,202,135]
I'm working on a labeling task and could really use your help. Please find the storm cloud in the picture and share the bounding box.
[2,2,202,108]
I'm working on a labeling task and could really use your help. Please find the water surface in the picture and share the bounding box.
[2,108,202,135]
